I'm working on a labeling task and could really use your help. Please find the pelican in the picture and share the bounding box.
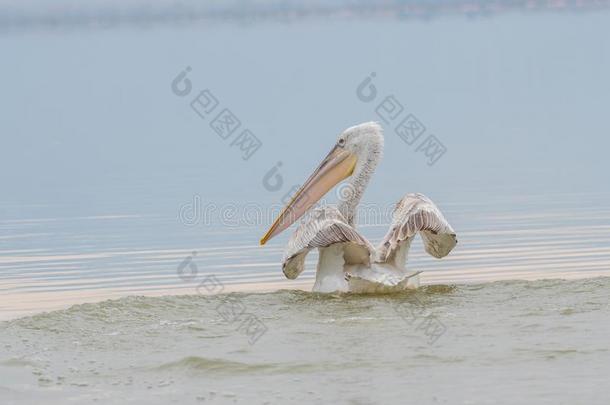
[260,122,457,293]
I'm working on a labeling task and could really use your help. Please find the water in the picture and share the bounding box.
[2,2,610,403]
[2,278,609,404]
[2,193,610,404]
[2,191,610,319]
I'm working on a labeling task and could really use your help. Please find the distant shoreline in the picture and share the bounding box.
[2,0,610,33]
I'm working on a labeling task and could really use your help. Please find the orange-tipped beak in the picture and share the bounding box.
[260,145,357,245]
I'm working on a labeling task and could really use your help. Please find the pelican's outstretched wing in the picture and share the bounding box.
[377,193,457,268]
[282,206,374,279]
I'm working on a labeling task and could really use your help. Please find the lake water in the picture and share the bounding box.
[2,278,609,404]
[1,3,610,404]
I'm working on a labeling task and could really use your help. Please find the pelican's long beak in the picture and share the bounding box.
[260,144,357,245]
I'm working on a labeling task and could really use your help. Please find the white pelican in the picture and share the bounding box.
[260,122,457,293]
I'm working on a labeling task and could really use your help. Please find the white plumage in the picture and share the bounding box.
[262,122,457,293]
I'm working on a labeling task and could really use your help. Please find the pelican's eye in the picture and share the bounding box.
[338,138,346,147]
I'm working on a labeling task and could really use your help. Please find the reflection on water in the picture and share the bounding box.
[2,191,610,320]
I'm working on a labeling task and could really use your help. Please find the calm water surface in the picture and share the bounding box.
[2,191,610,319]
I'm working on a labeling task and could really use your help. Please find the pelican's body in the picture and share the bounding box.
[261,122,457,293]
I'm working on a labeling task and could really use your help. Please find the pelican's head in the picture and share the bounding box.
[335,121,384,160]
[260,122,383,245]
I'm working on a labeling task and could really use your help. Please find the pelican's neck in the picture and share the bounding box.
[338,135,383,226]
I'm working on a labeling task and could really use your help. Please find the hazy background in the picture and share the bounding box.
[2,0,609,222]
[1,1,610,319]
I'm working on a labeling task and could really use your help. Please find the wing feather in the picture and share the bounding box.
[282,206,374,279]
[377,193,457,267]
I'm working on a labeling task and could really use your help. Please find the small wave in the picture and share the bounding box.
[0,358,39,368]
[151,356,360,375]
[2,276,608,329]
[153,356,276,374]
